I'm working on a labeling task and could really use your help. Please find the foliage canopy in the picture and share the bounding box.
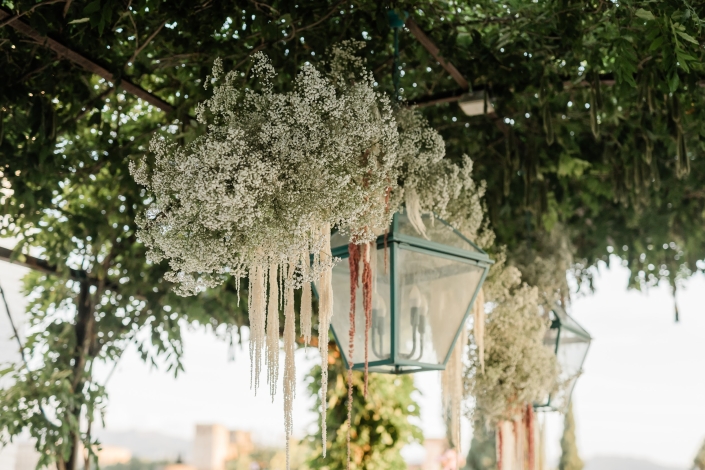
[2,0,705,467]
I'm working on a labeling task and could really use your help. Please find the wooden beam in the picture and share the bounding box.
[405,18,469,91]
[0,9,174,113]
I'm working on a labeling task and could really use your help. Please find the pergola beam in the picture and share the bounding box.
[0,9,174,113]
[405,18,469,91]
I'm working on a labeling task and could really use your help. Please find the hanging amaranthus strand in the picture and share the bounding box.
[346,242,361,470]
[266,263,280,401]
[525,404,535,470]
[473,288,485,374]
[362,242,373,397]
[248,264,267,393]
[318,223,334,457]
[497,423,503,470]
[441,326,465,450]
[300,251,312,346]
[283,265,296,470]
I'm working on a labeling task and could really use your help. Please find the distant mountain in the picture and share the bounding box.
[94,430,191,462]
[585,456,685,470]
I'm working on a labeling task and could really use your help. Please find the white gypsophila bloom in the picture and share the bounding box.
[131,43,399,470]
[394,108,487,242]
[465,254,559,426]
[130,41,399,296]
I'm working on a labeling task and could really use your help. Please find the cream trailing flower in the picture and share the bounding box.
[130,42,399,468]
[465,253,559,426]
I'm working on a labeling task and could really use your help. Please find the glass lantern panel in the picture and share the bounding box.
[329,246,392,366]
[396,211,480,253]
[557,329,589,379]
[396,247,484,365]
[330,231,351,250]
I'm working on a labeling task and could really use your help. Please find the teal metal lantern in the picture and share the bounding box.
[324,210,492,374]
[537,304,592,411]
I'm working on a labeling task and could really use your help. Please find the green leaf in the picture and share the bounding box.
[82,1,101,15]
[677,31,699,44]
[649,36,664,51]
[68,18,90,25]
[669,72,680,92]
[635,8,656,21]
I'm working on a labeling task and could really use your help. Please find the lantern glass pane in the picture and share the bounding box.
[396,247,484,365]
[557,329,589,379]
[330,246,392,365]
[397,212,480,253]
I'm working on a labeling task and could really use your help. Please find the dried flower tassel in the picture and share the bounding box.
[513,419,522,470]
[346,242,361,470]
[283,264,296,470]
[266,262,280,401]
[473,288,486,374]
[300,251,312,346]
[249,264,267,393]
[441,326,465,450]
[405,187,428,239]
[317,223,334,457]
[538,414,546,470]
[497,423,503,470]
[362,242,373,397]
[526,404,535,470]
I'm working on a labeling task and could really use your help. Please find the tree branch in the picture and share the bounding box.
[0,0,66,29]
[0,9,174,113]
[125,20,166,69]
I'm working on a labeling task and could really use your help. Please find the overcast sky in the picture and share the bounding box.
[2,254,705,468]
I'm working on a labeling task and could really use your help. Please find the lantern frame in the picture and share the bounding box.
[536,304,592,411]
[321,210,493,374]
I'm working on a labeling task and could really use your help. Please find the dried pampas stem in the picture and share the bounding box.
[473,288,486,374]
[362,242,373,397]
[300,251,312,346]
[266,262,280,401]
[283,264,296,470]
[317,223,334,457]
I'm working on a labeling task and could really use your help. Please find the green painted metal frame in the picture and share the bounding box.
[535,305,592,411]
[325,211,493,374]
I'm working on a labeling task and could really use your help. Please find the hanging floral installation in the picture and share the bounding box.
[132,40,493,469]
[131,41,399,467]
[464,252,560,470]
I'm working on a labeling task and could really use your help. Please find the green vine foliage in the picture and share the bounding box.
[305,354,422,470]
[465,420,497,470]
[2,0,705,467]
[558,403,584,470]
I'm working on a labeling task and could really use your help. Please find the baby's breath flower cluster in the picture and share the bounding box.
[131,44,494,470]
[465,254,559,426]
[131,43,401,468]
[131,42,398,297]
[395,108,487,242]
